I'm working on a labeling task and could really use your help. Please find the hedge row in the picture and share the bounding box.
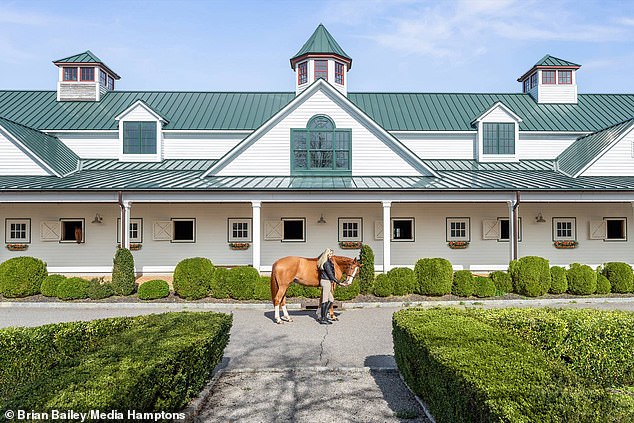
[0,312,232,413]
[393,308,634,422]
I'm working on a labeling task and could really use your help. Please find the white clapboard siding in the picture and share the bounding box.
[517,133,580,159]
[0,132,50,175]
[537,84,578,104]
[581,129,634,176]
[374,220,383,240]
[163,133,244,159]
[121,104,158,121]
[397,133,476,159]
[217,89,422,176]
[55,132,119,158]
[481,107,517,123]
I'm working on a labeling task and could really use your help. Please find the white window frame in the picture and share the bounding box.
[552,217,576,241]
[5,218,31,243]
[282,218,305,242]
[604,217,627,241]
[497,217,522,242]
[228,218,252,242]
[60,218,85,244]
[171,218,196,243]
[391,218,415,242]
[446,217,470,242]
[338,217,362,242]
[117,218,143,243]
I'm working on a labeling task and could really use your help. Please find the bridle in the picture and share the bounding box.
[341,259,361,286]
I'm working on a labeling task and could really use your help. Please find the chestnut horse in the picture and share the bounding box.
[270,255,361,324]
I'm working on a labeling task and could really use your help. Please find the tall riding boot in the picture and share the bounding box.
[326,301,334,321]
[319,302,332,324]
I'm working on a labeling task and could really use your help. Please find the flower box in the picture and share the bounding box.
[339,241,363,249]
[117,243,142,251]
[554,240,578,249]
[229,242,250,250]
[448,241,469,249]
[6,243,28,251]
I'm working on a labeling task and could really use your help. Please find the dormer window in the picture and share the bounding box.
[63,67,77,81]
[107,76,114,91]
[483,123,515,155]
[291,115,351,175]
[558,70,572,84]
[335,62,344,85]
[123,122,157,154]
[80,67,94,81]
[99,70,107,86]
[542,70,556,84]
[530,73,537,89]
[314,60,328,80]
[523,79,529,93]
[298,62,307,85]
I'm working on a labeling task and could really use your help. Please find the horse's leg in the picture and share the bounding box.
[280,295,293,322]
[329,282,338,321]
[271,271,283,324]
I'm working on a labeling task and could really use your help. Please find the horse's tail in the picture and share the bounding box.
[270,265,278,303]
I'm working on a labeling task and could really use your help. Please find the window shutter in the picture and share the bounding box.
[264,220,282,240]
[482,219,499,240]
[374,220,384,240]
[589,220,607,240]
[152,221,172,241]
[40,221,60,241]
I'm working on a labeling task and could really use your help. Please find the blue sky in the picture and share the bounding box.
[1,0,633,94]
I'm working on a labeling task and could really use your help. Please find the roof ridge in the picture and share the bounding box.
[575,117,634,141]
[0,115,54,137]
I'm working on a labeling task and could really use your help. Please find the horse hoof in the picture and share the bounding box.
[331,316,338,321]
[281,317,294,323]
[275,319,283,324]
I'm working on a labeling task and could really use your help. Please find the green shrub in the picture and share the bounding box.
[388,267,416,296]
[550,266,568,294]
[509,256,551,297]
[209,267,230,299]
[56,277,90,300]
[285,281,305,297]
[566,263,597,295]
[452,270,474,297]
[0,312,232,415]
[359,244,375,294]
[254,276,271,301]
[414,258,453,296]
[596,274,611,295]
[373,274,393,297]
[0,256,47,298]
[227,266,259,300]
[489,271,512,294]
[602,262,634,293]
[137,279,169,300]
[87,278,114,300]
[173,257,214,300]
[334,279,360,300]
[111,248,135,296]
[474,276,496,298]
[302,285,321,298]
[41,274,66,297]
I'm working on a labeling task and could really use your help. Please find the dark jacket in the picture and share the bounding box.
[320,259,338,283]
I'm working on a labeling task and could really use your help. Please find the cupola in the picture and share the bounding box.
[53,51,120,102]
[517,55,580,104]
[290,24,351,96]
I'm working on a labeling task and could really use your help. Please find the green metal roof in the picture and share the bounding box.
[290,24,351,66]
[54,50,102,64]
[422,159,554,172]
[534,55,581,67]
[0,116,79,176]
[80,159,217,171]
[557,119,634,177]
[2,90,634,133]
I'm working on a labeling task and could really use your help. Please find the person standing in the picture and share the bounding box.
[317,248,339,325]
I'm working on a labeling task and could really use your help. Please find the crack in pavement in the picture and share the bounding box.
[319,326,329,366]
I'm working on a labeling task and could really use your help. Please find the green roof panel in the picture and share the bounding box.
[534,54,581,67]
[54,50,102,64]
[291,24,351,64]
[0,116,79,176]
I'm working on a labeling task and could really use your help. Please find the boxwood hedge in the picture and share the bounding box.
[56,277,90,300]
[473,276,495,298]
[137,279,170,300]
[387,267,416,296]
[602,262,634,293]
[596,274,611,295]
[452,270,474,297]
[373,273,393,297]
[173,257,214,300]
[226,266,259,300]
[87,278,114,300]
[0,312,232,414]
[359,244,375,294]
[509,256,551,297]
[415,258,453,296]
[566,263,597,295]
[549,266,568,294]
[489,271,512,294]
[40,274,66,297]
[0,256,47,298]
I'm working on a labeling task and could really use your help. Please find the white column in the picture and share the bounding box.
[252,201,261,271]
[122,200,132,249]
[382,201,391,273]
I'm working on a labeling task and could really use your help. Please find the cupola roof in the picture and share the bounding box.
[290,24,352,69]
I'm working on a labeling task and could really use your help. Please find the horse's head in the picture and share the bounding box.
[335,256,363,286]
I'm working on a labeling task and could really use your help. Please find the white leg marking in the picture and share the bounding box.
[275,305,282,324]
[281,305,293,322]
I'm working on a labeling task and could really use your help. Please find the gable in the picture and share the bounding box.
[580,125,634,176]
[211,83,432,177]
[0,130,52,176]
[474,102,522,125]
[116,100,166,123]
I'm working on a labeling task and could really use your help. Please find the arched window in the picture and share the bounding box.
[291,115,351,175]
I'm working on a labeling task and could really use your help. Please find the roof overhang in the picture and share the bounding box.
[53,61,121,80]
[517,65,581,82]
[290,53,352,70]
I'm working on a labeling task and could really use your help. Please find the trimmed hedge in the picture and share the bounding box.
[56,277,90,300]
[509,256,551,297]
[549,266,568,294]
[415,258,453,296]
[334,279,360,300]
[209,267,230,299]
[452,270,474,297]
[285,281,305,297]
[602,262,634,293]
[87,278,114,300]
[227,266,259,300]
[489,271,512,294]
[393,308,634,423]
[0,256,47,298]
[138,279,170,300]
[373,274,393,297]
[41,274,66,297]
[173,257,214,300]
[111,248,135,296]
[254,276,271,301]
[566,263,597,295]
[0,312,232,414]
[596,274,611,295]
[359,244,375,294]
[473,276,496,298]
[388,267,416,296]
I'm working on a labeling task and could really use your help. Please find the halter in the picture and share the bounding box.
[340,259,361,286]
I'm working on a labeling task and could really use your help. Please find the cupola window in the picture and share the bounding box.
[291,115,351,175]
[558,70,572,84]
[335,62,344,85]
[298,62,308,85]
[542,70,556,84]
[63,67,77,81]
[314,60,328,80]
[80,67,94,81]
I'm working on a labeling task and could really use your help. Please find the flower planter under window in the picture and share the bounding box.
[229,242,250,250]
[448,241,469,249]
[6,243,28,251]
[339,241,363,249]
[554,240,578,249]
[117,243,142,251]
